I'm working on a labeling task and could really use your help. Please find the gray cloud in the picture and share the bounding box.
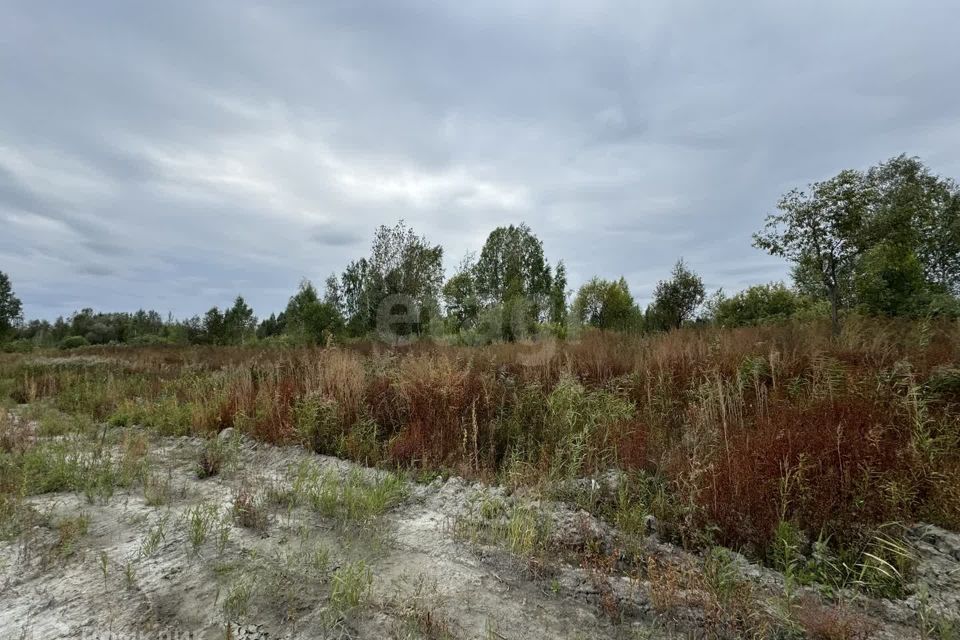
[309,226,365,248]
[76,263,117,277]
[2,0,960,319]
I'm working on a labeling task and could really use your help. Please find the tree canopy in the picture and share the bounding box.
[756,155,960,332]
[335,220,443,336]
[650,260,705,330]
[708,283,812,327]
[0,271,24,338]
[572,277,636,331]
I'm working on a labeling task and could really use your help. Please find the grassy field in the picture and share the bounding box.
[3,318,958,589]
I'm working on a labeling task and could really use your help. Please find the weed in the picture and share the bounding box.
[307,467,407,524]
[791,598,874,640]
[231,483,270,533]
[215,515,232,556]
[385,575,456,640]
[98,550,109,586]
[453,496,552,560]
[222,576,254,620]
[702,546,740,604]
[294,392,343,455]
[220,542,332,624]
[852,528,914,598]
[143,469,176,506]
[52,512,90,560]
[124,560,136,590]
[3,319,959,604]
[0,494,39,541]
[139,512,169,557]
[329,559,372,612]
[0,411,32,453]
[196,437,233,479]
[307,544,331,574]
[183,502,219,556]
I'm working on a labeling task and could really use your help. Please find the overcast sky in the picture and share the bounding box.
[2,1,959,320]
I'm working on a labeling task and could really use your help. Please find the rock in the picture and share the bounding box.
[217,427,236,441]
[552,508,613,553]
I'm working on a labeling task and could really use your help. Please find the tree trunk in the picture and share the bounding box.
[828,285,840,338]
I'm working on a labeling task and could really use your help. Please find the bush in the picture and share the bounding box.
[196,437,232,479]
[232,484,270,532]
[294,393,343,455]
[710,283,810,327]
[126,334,174,346]
[1,339,35,353]
[59,336,90,350]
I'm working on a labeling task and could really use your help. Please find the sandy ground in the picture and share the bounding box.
[1,427,958,639]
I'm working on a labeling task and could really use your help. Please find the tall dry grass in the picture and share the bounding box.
[3,317,959,558]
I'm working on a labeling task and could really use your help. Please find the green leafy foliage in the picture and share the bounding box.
[709,283,811,327]
[472,223,556,339]
[442,255,481,331]
[754,169,872,335]
[0,271,23,341]
[333,220,444,336]
[756,155,960,332]
[572,277,638,331]
[283,280,344,345]
[59,336,90,350]
[649,259,705,330]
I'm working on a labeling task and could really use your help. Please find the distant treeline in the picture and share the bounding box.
[1,154,958,350]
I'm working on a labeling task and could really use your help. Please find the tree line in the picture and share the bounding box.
[1,154,958,350]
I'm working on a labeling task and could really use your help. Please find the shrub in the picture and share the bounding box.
[59,336,90,350]
[543,374,634,480]
[710,282,809,327]
[329,560,372,611]
[293,392,342,455]
[196,437,231,479]
[1,339,35,353]
[127,334,174,346]
[232,484,270,532]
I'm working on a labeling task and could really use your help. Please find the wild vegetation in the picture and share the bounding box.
[1,154,959,637]
[3,318,959,575]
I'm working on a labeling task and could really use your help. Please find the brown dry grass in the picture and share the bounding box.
[3,318,958,559]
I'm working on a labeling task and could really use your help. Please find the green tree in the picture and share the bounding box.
[202,307,227,345]
[323,274,342,313]
[709,283,806,327]
[442,255,480,331]
[474,224,552,310]
[916,187,960,295]
[336,221,444,336]
[284,280,344,344]
[866,154,960,296]
[761,156,960,326]
[754,170,873,335]
[339,258,371,335]
[651,260,706,330]
[549,260,568,325]
[473,223,556,339]
[256,312,285,339]
[853,243,929,317]
[223,295,256,344]
[572,277,636,330]
[0,271,23,339]
[171,315,204,345]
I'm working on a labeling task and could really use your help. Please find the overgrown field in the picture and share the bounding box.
[3,318,959,593]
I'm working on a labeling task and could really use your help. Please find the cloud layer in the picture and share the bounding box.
[3,1,959,319]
